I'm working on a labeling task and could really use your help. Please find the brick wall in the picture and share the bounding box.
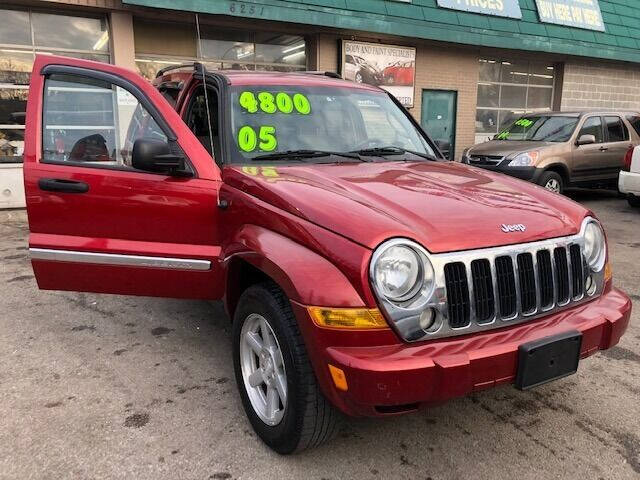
[561,61,640,111]
[316,34,478,160]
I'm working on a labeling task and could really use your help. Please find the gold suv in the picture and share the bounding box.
[462,111,640,194]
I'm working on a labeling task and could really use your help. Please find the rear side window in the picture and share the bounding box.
[42,73,167,168]
[626,115,640,136]
[604,116,628,142]
[579,117,603,143]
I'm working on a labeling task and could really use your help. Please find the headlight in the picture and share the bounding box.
[461,148,471,163]
[373,244,422,301]
[508,151,539,167]
[370,239,439,341]
[583,220,606,272]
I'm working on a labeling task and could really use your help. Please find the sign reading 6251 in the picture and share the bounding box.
[229,2,265,16]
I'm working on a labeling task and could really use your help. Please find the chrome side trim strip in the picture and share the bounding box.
[29,248,211,271]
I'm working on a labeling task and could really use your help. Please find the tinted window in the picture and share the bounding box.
[605,116,627,142]
[579,117,603,143]
[42,74,167,169]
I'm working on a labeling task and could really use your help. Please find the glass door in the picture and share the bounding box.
[421,90,457,160]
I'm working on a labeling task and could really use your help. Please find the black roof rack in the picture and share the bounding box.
[302,71,342,79]
[155,63,198,78]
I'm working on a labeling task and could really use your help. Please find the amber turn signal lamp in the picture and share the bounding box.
[604,262,612,283]
[328,364,348,391]
[308,307,388,330]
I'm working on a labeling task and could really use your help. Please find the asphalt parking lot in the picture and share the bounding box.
[0,190,638,480]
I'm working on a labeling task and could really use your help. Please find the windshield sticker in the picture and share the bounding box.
[496,131,510,140]
[514,118,534,128]
[238,91,311,115]
[239,91,259,113]
[237,125,278,152]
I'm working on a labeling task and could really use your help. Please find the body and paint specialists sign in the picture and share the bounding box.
[436,0,522,19]
[535,0,604,31]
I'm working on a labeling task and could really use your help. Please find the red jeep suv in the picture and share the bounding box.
[23,55,631,453]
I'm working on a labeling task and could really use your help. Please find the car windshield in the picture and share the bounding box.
[495,116,579,142]
[228,85,435,163]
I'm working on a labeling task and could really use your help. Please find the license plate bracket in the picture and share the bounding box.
[515,331,582,390]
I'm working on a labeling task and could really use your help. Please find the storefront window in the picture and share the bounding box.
[32,13,109,52]
[134,19,307,80]
[0,8,110,163]
[476,59,556,143]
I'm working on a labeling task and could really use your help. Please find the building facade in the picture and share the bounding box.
[2,0,640,206]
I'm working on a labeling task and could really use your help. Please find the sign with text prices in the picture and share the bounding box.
[436,0,522,19]
[535,0,605,32]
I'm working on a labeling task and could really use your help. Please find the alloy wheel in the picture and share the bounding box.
[545,178,561,193]
[239,313,288,426]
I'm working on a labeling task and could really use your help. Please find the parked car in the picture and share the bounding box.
[462,111,640,194]
[343,54,383,85]
[382,60,415,86]
[24,55,631,454]
[619,145,640,208]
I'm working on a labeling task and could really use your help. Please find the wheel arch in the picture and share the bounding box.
[223,225,366,319]
[541,163,570,185]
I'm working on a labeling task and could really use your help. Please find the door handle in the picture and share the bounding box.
[599,146,609,152]
[38,178,89,194]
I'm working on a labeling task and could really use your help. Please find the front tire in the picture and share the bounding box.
[539,171,564,194]
[232,282,341,454]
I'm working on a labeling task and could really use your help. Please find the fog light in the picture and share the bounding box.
[419,308,435,331]
[585,275,596,296]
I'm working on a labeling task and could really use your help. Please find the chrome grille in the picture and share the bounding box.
[469,154,504,166]
[442,243,590,331]
[370,218,606,343]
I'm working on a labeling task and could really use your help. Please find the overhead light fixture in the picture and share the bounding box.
[282,43,305,54]
[283,50,305,61]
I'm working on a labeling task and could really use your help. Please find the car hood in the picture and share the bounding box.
[224,161,589,253]
[468,140,556,158]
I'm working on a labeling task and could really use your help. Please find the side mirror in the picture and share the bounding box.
[576,134,596,146]
[132,138,191,176]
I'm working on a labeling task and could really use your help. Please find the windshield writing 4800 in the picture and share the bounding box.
[237,91,311,152]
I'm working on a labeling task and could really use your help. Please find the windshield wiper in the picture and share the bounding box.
[351,146,437,161]
[251,149,361,162]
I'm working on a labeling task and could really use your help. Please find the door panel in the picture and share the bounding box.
[421,90,457,160]
[24,54,224,300]
[572,116,605,182]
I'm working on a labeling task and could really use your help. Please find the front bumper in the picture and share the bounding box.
[619,170,640,196]
[467,161,544,183]
[293,287,631,417]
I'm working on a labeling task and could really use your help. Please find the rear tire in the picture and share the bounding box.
[628,195,640,208]
[539,171,564,194]
[232,282,342,454]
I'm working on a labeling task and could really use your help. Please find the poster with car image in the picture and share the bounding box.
[341,41,416,107]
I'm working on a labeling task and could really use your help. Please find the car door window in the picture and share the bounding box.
[185,86,219,157]
[604,116,628,142]
[42,73,168,169]
[579,116,603,143]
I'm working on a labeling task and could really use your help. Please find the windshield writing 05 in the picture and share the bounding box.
[230,85,434,163]
[496,116,579,142]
